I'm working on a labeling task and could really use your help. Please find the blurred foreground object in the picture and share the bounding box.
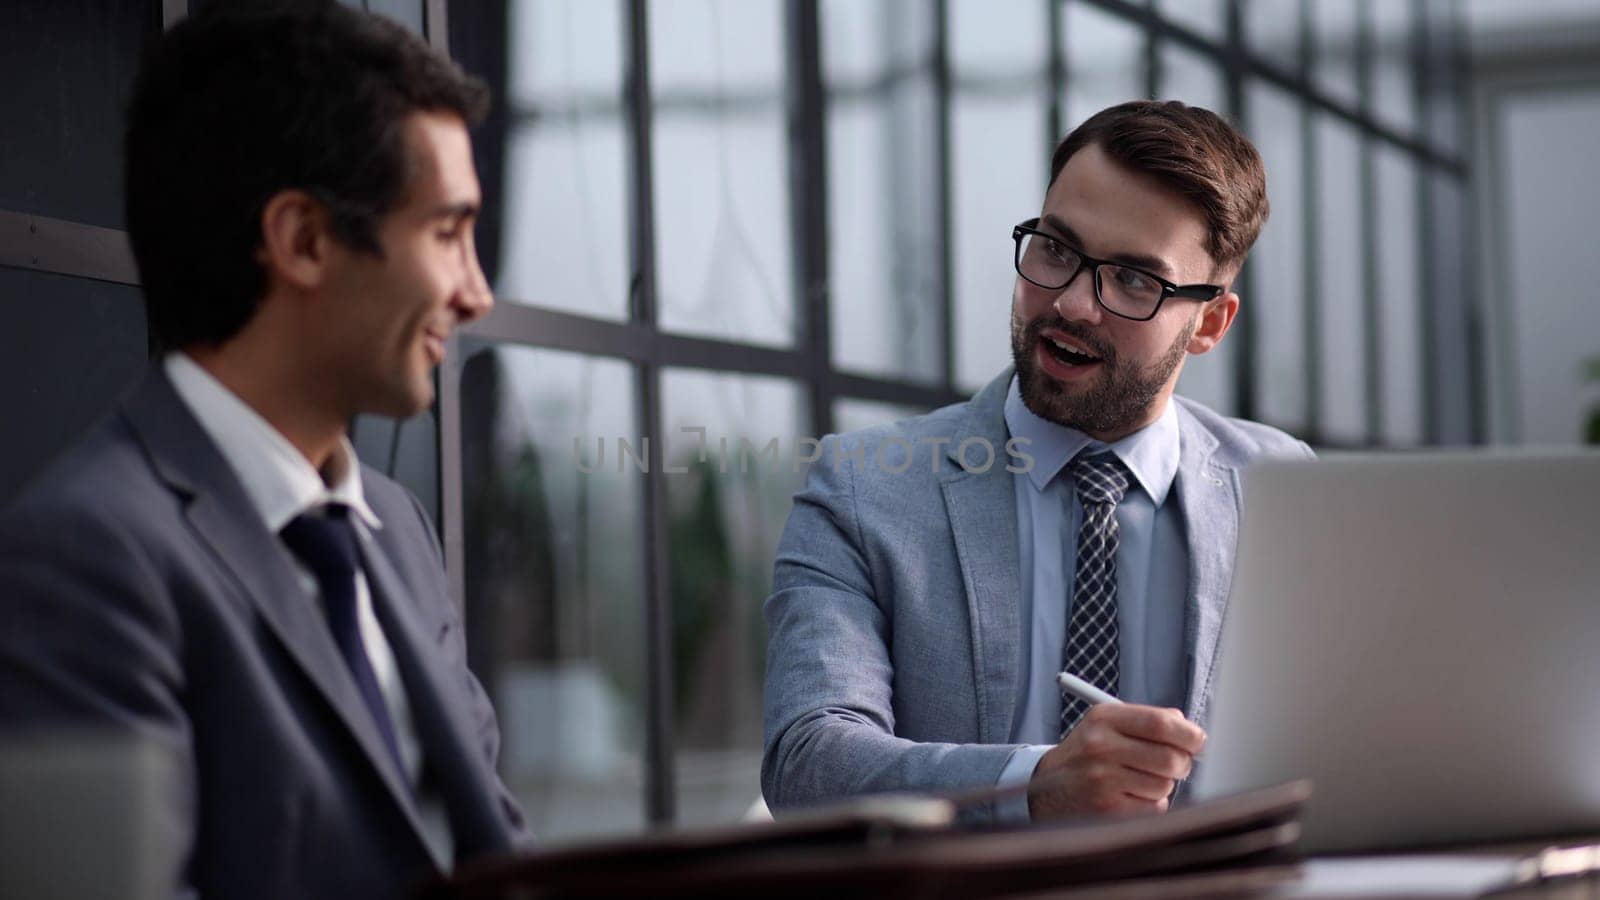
[0,732,181,900]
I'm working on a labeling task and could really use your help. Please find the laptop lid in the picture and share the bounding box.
[1191,451,1600,852]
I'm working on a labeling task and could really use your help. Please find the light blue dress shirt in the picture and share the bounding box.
[995,377,1190,820]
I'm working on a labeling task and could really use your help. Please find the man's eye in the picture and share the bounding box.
[1113,267,1158,294]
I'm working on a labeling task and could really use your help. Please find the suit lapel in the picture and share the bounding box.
[356,527,512,858]
[940,373,1022,745]
[124,373,430,843]
[1172,404,1240,725]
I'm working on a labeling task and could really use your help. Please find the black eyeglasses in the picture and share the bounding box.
[1011,218,1223,322]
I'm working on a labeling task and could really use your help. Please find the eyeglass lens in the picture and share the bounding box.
[1017,231,1164,319]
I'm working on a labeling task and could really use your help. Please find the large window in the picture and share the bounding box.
[459,344,647,840]
[448,0,964,838]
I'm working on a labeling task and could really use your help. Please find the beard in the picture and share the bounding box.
[1010,312,1194,438]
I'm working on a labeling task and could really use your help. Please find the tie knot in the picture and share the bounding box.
[280,504,358,579]
[1070,452,1130,506]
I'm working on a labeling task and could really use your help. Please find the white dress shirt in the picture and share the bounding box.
[165,353,454,868]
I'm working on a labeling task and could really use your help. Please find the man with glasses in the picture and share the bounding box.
[763,101,1312,823]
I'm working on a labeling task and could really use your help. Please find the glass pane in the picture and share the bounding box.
[1245,82,1308,432]
[1063,1,1146,128]
[660,369,804,826]
[1371,0,1417,137]
[834,398,926,434]
[952,94,1046,392]
[821,0,932,82]
[1159,44,1226,111]
[950,0,1049,393]
[820,0,877,83]
[949,0,1046,72]
[1314,114,1367,444]
[1157,0,1227,42]
[0,269,147,506]
[0,1,154,227]
[1160,45,1236,415]
[650,0,785,92]
[650,0,795,347]
[1244,0,1302,75]
[1311,0,1360,109]
[459,344,646,843]
[1498,92,1600,445]
[483,0,631,319]
[1374,147,1423,446]
[825,0,943,383]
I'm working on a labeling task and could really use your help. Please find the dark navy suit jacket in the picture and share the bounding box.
[0,370,527,898]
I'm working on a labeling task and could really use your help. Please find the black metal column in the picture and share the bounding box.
[623,0,676,826]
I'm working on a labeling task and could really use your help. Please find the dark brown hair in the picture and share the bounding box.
[126,0,490,352]
[1050,100,1268,276]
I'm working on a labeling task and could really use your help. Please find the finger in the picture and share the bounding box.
[1108,734,1194,781]
[1123,793,1170,814]
[1067,722,1192,780]
[1094,704,1206,754]
[1085,791,1167,816]
[1112,765,1178,802]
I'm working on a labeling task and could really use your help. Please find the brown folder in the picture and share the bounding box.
[420,780,1311,900]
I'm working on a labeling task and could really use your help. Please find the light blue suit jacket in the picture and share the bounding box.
[762,369,1313,822]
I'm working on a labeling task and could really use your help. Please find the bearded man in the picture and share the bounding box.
[762,100,1312,824]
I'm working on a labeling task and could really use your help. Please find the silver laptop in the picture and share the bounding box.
[1191,451,1600,853]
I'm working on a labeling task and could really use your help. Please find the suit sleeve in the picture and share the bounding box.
[761,435,1022,821]
[0,501,196,892]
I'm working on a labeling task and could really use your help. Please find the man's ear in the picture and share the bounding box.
[255,189,335,291]
[1186,291,1240,355]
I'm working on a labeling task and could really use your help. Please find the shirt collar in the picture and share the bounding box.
[164,353,383,534]
[1003,375,1180,506]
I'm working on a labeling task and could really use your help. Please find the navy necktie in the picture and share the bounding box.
[1059,452,1131,739]
[280,505,408,781]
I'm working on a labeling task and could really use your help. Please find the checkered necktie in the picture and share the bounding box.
[1059,452,1131,738]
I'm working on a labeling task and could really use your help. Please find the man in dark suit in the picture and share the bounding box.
[0,2,527,896]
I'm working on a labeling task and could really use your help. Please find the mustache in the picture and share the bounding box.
[1025,317,1115,363]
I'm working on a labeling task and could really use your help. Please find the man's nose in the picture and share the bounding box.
[455,245,494,322]
[1052,265,1100,322]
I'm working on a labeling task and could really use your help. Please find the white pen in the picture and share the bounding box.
[1056,671,1123,707]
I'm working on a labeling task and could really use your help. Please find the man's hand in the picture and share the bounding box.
[1026,704,1205,820]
